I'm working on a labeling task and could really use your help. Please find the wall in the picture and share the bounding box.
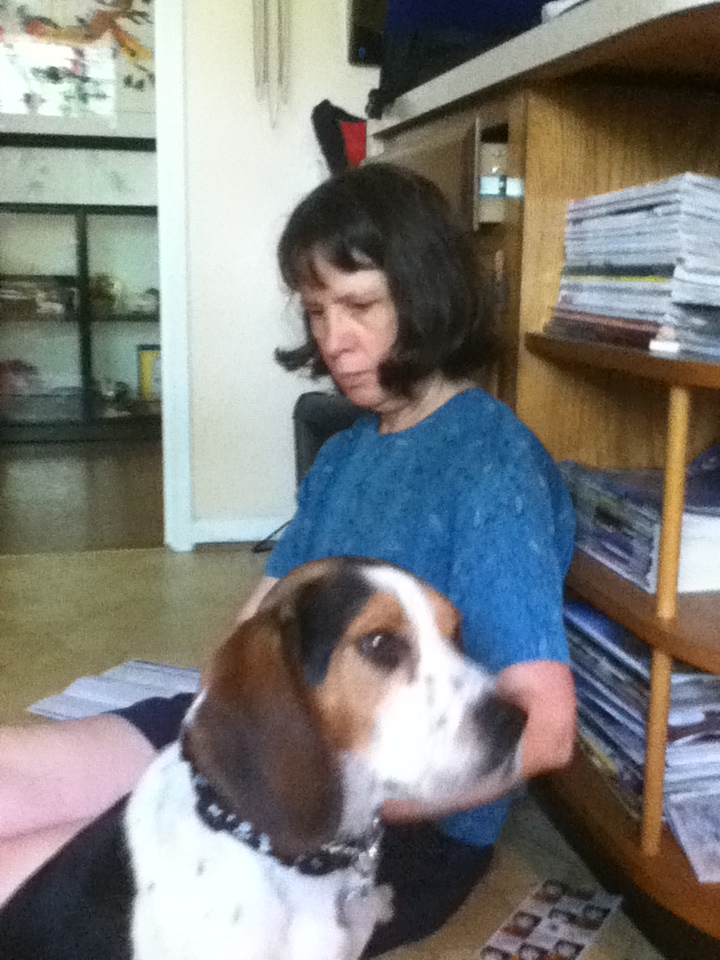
[172,0,377,546]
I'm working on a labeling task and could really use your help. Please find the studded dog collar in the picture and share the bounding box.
[181,738,383,878]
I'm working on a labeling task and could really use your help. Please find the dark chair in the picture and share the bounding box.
[293,391,363,488]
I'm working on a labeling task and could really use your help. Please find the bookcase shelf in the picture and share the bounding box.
[538,751,720,940]
[567,553,720,675]
[526,332,720,391]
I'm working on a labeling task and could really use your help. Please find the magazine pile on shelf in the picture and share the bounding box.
[559,444,720,594]
[546,172,720,360]
[565,601,720,882]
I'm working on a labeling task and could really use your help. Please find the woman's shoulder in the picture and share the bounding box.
[428,389,553,469]
[437,392,572,515]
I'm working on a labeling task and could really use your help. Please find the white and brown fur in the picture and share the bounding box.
[0,558,526,960]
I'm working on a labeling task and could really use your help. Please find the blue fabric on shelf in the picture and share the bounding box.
[384,0,544,38]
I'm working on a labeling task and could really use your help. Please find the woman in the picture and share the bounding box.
[0,164,576,955]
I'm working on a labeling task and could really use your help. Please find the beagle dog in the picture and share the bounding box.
[0,557,526,960]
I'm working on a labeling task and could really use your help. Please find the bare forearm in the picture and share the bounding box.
[496,662,576,780]
[235,576,278,624]
[382,660,576,824]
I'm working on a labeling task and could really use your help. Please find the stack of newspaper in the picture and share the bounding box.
[546,173,720,360]
[559,444,720,594]
[566,601,720,882]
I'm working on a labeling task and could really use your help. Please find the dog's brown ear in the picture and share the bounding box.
[184,604,343,860]
[260,558,375,686]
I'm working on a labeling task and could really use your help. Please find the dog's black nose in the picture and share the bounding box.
[473,695,527,768]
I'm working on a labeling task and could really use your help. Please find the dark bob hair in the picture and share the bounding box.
[275,162,500,396]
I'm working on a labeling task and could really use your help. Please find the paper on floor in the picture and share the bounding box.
[476,879,621,960]
[28,660,201,720]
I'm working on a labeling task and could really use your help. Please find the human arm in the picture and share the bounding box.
[381,659,576,822]
[236,575,279,623]
[382,415,577,823]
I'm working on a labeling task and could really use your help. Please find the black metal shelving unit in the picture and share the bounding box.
[0,202,161,442]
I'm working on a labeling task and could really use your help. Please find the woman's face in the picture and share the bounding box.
[300,257,398,412]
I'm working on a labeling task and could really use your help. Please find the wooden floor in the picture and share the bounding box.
[0,440,164,554]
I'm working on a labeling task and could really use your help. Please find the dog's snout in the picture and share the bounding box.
[473,694,526,760]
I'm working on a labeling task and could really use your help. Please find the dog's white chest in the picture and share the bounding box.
[125,746,388,960]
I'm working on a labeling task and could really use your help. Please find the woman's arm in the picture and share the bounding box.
[235,576,278,623]
[381,659,576,822]
[496,659,576,779]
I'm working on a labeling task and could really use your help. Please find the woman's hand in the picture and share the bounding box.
[381,660,576,823]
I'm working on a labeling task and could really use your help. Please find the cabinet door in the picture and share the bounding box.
[370,93,528,408]
[375,110,478,230]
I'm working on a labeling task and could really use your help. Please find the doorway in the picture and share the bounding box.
[0,1,165,554]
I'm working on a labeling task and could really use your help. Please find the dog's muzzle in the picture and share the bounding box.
[472,694,526,773]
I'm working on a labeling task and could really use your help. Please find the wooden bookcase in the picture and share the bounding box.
[369,7,720,947]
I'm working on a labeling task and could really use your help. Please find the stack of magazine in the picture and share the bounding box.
[560,444,720,594]
[566,601,720,882]
[546,173,720,360]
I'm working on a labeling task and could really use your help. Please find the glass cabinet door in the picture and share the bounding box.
[0,211,81,425]
[87,211,160,421]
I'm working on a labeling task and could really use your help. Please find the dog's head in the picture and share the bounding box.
[183,558,525,857]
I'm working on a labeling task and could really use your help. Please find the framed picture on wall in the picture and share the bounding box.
[137,342,160,401]
[0,0,155,138]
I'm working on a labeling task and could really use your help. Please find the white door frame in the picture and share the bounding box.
[155,0,194,551]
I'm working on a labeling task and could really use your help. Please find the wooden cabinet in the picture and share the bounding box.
[528,335,720,940]
[375,92,528,405]
[369,12,720,947]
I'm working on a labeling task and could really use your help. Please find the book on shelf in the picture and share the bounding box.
[560,444,720,594]
[545,308,658,350]
[565,601,720,827]
[546,172,720,360]
[666,793,720,884]
[564,602,720,883]
[577,732,644,820]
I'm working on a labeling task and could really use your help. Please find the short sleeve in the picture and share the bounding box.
[449,438,575,673]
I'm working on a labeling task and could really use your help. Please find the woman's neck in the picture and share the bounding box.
[377,378,475,435]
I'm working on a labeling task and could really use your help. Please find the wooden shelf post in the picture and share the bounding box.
[642,647,673,855]
[642,384,691,855]
[656,385,691,621]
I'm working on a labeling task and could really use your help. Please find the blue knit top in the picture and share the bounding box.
[266,388,575,847]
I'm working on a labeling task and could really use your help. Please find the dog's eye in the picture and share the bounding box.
[358,632,408,671]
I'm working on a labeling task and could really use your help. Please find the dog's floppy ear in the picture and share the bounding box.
[184,565,354,859]
[263,558,374,686]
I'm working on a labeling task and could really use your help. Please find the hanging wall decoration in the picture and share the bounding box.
[0,0,155,138]
[252,0,289,126]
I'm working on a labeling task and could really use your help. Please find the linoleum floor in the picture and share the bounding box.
[0,440,164,554]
